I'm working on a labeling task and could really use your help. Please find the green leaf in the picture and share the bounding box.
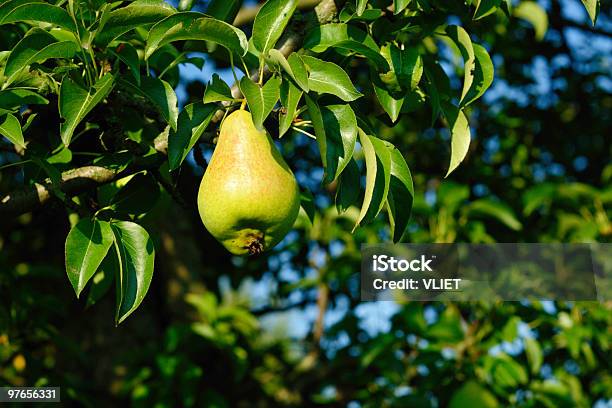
[252,0,297,55]
[145,12,248,59]
[514,1,548,41]
[461,43,494,107]
[522,183,555,215]
[488,354,528,388]
[353,130,391,230]
[110,173,161,215]
[203,73,234,103]
[65,218,114,298]
[386,147,414,242]
[473,0,501,20]
[303,23,389,72]
[336,158,361,212]
[423,61,451,124]
[302,55,362,101]
[168,102,217,170]
[0,89,48,110]
[111,221,155,325]
[356,0,367,15]
[304,93,326,163]
[300,189,316,225]
[372,72,404,122]
[580,0,599,24]
[442,103,470,177]
[466,199,523,230]
[206,0,241,23]
[0,0,76,31]
[449,381,499,408]
[394,0,411,14]
[120,76,178,131]
[340,5,382,22]
[94,0,176,46]
[378,43,422,93]
[501,0,512,15]
[446,25,476,105]
[0,113,24,148]
[240,75,281,130]
[59,73,115,146]
[4,29,78,85]
[320,104,358,184]
[110,43,141,85]
[268,50,309,92]
[524,337,543,375]
[85,254,116,308]
[279,79,303,137]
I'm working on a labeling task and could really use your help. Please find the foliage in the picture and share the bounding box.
[0,0,610,406]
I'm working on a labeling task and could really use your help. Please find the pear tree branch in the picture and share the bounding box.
[0,0,340,217]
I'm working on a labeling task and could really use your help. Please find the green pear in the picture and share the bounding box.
[197,109,300,255]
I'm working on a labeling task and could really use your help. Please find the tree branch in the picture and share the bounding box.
[0,0,341,217]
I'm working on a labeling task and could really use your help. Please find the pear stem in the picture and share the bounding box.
[258,61,265,86]
[240,99,247,110]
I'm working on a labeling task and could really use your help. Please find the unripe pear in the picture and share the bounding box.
[197,110,300,255]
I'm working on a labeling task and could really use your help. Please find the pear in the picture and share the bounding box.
[197,110,300,255]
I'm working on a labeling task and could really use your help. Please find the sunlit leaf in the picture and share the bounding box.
[300,189,316,225]
[4,29,78,85]
[0,89,49,110]
[145,12,248,59]
[268,50,309,92]
[240,75,281,130]
[279,79,303,137]
[579,0,599,24]
[59,73,115,146]
[514,1,548,41]
[442,103,470,177]
[0,113,24,148]
[354,129,391,230]
[372,72,404,122]
[446,25,476,105]
[466,199,523,231]
[303,23,389,72]
[65,218,114,298]
[302,55,362,101]
[95,0,176,46]
[0,0,75,31]
[203,73,234,103]
[320,104,358,184]
[169,102,217,169]
[524,337,543,374]
[394,0,411,14]
[449,381,499,408]
[252,0,297,55]
[473,0,501,20]
[386,147,414,242]
[461,43,494,107]
[111,221,155,325]
[379,43,422,93]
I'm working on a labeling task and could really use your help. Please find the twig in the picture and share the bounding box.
[151,168,189,210]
